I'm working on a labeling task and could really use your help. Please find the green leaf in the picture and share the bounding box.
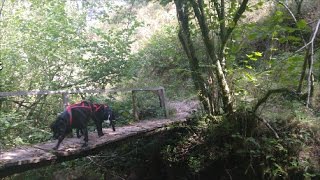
[275,10,283,17]
[246,54,253,58]
[296,19,307,29]
[287,36,301,42]
[287,56,302,62]
[257,1,264,7]
[254,51,263,57]
[244,72,257,82]
[248,33,258,40]
[245,65,253,69]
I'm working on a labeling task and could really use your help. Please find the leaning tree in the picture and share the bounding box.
[158,0,249,115]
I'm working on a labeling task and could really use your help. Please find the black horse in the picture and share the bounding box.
[92,103,116,135]
[50,101,116,150]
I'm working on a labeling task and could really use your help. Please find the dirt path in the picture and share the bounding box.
[168,100,199,120]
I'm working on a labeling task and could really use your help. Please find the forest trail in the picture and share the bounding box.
[0,100,199,177]
[168,100,199,119]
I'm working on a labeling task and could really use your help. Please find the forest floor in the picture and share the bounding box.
[168,100,199,120]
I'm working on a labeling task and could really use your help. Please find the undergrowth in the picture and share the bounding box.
[162,109,320,179]
[6,105,319,180]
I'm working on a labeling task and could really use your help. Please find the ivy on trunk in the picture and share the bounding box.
[173,0,249,115]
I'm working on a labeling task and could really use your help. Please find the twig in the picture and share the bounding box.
[225,168,232,180]
[256,116,279,139]
[296,19,320,52]
[306,19,320,107]
[254,88,295,113]
[275,0,297,23]
[0,0,5,18]
[245,156,256,176]
[275,0,307,45]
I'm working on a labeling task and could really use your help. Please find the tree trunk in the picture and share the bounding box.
[190,0,235,113]
[175,0,211,113]
[174,0,250,114]
[214,60,234,113]
[297,46,311,93]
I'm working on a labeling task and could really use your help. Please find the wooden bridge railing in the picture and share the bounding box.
[0,87,169,120]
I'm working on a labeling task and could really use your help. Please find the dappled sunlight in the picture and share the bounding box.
[0,149,32,161]
[0,112,188,176]
[1,152,17,160]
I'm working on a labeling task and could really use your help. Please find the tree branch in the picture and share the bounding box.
[224,0,249,46]
[190,0,217,62]
[254,88,296,113]
[0,0,5,17]
[256,116,279,139]
[174,0,211,113]
[189,0,234,113]
[305,19,320,107]
[296,19,320,52]
[275,0,307,45]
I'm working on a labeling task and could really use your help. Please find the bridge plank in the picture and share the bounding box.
[0,118,184,177]
[0,147,56,167]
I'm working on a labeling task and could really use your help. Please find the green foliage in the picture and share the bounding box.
[1,0,320,179]
[0,0,138,91]
[0,94,68,149]
[0,0,141,149]
[80,2,141,87]
[134,91,166,120]
[1,0,84,90]
[128,25,195,99]
[258,116,319,179]
[0,111,51,149]
[10,157,104,180]
[161,110,319,179]
[109,98,133,125]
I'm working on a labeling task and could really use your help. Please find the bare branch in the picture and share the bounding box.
[224,0,249,46]
[190,0,217,62]
[305,19,320,107]
[296,19,320,52]
[0,0,5,18]
[254,88,296,113]
[256,116,280,139]
[276,0,297,23]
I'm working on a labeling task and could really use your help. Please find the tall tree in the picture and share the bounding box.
[0,0,138,92]
[170,0,249,114]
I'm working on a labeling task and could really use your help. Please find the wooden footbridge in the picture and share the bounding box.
[0,87,197,177]
[0,118,187,178]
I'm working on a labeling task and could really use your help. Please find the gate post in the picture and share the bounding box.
[132,90,139,121]
[158,87,169,118]
[62,93,69,110]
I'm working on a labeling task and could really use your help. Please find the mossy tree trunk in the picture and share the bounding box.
[175,0,211,114]
[174,0,249,114]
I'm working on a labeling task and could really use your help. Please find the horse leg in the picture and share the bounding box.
[53,135,65,150]
[82,127,88,147]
